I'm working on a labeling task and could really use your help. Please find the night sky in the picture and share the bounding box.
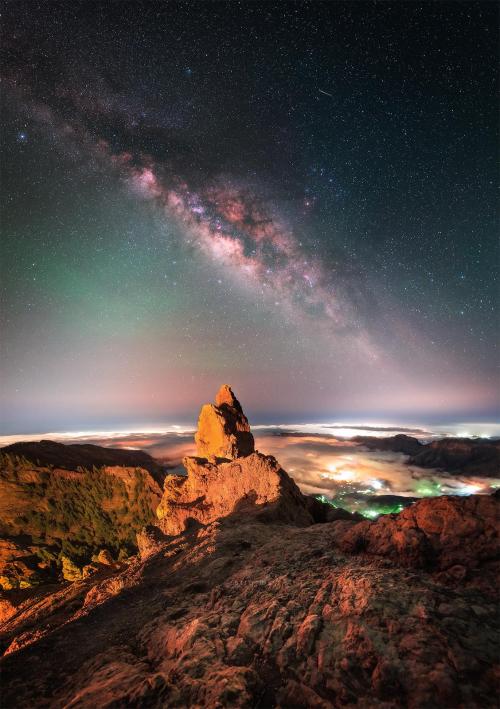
[1,1,498,434]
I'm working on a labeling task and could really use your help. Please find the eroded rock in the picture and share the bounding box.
[157,386,317,535]
[157,452,313,535]
[95,549,114,566]
[194,384,255,459]
[338,493,499,575]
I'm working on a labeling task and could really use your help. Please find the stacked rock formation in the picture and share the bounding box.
[157,385,315,535]
[194,384,255,459]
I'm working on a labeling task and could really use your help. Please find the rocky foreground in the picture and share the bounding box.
[1,386,499,708]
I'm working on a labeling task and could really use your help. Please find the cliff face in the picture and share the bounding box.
[0,388,499,708]
[408,438,500,476]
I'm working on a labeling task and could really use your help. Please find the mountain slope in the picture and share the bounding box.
[1,492,498,708]
[0,453,163,589]
[354,434,500,476]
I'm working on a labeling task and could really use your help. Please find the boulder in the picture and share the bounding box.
[96,549,114,566]
[338,493,499,572]
[61,555,82,582]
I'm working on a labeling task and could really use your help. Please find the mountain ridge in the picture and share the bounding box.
[1,439,165,485]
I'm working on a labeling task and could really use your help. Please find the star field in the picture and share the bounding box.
[0,1,498,433]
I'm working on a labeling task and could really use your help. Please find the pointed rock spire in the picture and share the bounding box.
[156,385,334,536]
[215,384,243,412]
[194,385,255,460]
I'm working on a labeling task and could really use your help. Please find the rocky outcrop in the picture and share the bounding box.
[194,384,255,459]
[157,386,317,536]
[409,437,500,476]
[157,452,314,536]
[1,492,498,708]
[338,493,499,577]
[95,549,114,566]
[1,388,498,708]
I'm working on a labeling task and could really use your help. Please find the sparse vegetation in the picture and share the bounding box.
[0,453,160,588]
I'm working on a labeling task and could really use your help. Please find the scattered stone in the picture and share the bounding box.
[61,555,82,582]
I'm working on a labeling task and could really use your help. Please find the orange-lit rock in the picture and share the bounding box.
[338,493,500,576]
[194,384,254,460]
[95,549,114,566]
[1,493,498,708]
[157,385,314,535]
[157,452,313,535]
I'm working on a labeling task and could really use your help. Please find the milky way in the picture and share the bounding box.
[8,77,383,368]
[127,166,359,336]
[1,2,498,432]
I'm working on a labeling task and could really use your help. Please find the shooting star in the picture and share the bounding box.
[318,89,333,97]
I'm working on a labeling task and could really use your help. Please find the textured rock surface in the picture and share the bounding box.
[337,493,499,579]
[195,384,255,459]
[158,385,313,535]
[157,452,314,536]
[0,539,46,591]
[95,549,114,566]
[0,493,498,708]
[136,525,169,560]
